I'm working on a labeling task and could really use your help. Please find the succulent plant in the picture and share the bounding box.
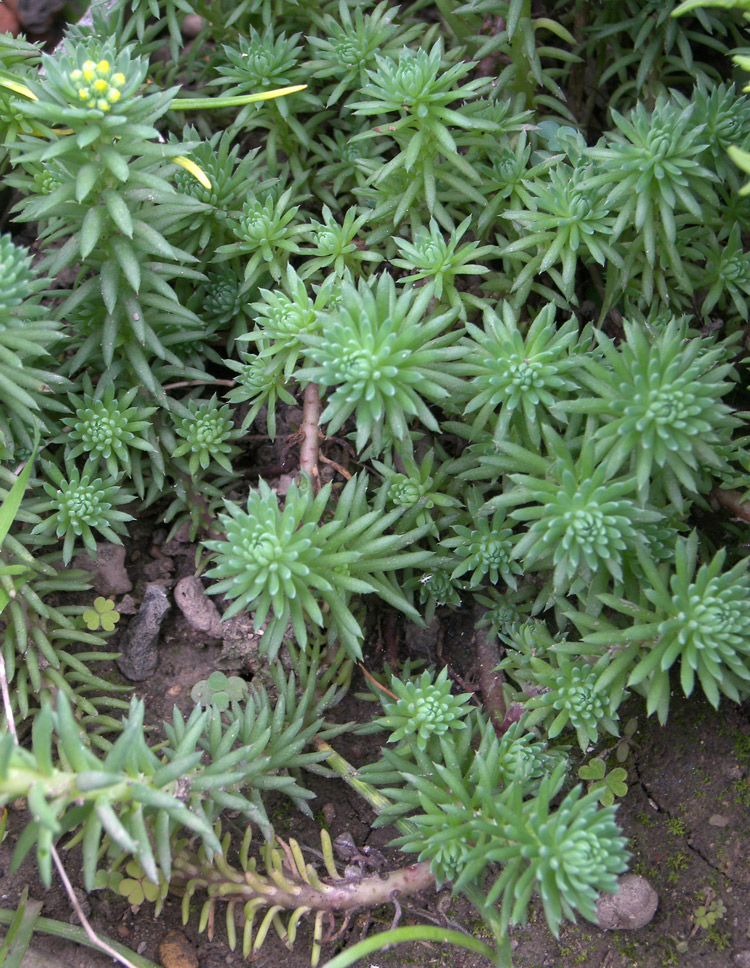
[525,657,621,750]
[479,767,629,937]
[171,396,239,476]
[58,380,156,480]
[561,315,739,510]
[0,234,34,314]
[4,4,750,965]
[32,462,134,563]
[204,474,432,659]
[297,273,467,455]
[461,302,590,449]
[377,667,472,752]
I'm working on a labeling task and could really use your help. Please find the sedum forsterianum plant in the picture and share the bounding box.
[495,433,659,602]
[4,38,228,398]
[584,94,719,306]
[204,473,433,660]
[5,2,750,966]
[378,666,473,752]
[1,644,348,886]
[171,396,240,477]
[297,273,467,456]
[458,301,592,449]
[0,234,66,460]
[391,215,496,317]
[31,462,134,565]
[362,667,627,938]
[351,39,498,220]
[575,532,750,723]
[558,315,739,511]
[52,378,158,490]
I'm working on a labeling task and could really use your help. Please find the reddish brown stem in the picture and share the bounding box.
[358,662,398,700]
[711,487,750,523]
[299,382,321,492]
[171,851,435,911]
[474,627,506,736]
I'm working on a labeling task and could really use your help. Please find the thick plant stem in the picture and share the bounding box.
[711,487,750,523]
[170,850,435,910]
[316,741,511,962]
[299,382,321,492]
[474,626,506,735]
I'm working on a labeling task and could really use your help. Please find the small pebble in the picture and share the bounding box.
[596,874,658,931]
[117,594,138,615]
[174,575,223,638]
[734,951,750,968]
[159,929,198,968]
[181,13,203,37]
[117,583,171,681]
[74,542,132,595]
[709,813,730,827]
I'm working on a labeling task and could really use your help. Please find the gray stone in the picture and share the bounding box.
[74,542,132,595]
[181,13,203,36]
[218,613,262,672]
[596,874,658,931]
[709,813,730,827]
[20,946,78,968]
[117,594,138,615]
[174,576,223,639]
[116,583,171,681]
[734,951,750,968]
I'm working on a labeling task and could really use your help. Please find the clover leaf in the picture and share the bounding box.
[191,671,249,710]
[82,596,120,632]
[579,758,629,806]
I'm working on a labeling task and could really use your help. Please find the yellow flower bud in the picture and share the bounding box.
[93,78,108,93]
[78,87,90,100]
[70,69,82,82]
[96,59,110,74]
[112,73,126,87]
[97,99,110,111]
[107,89,121,103]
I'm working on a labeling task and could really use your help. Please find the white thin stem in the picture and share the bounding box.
[51,845,139,968]
[0,652,17,741]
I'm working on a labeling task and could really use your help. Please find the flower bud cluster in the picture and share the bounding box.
[69,59,126,112]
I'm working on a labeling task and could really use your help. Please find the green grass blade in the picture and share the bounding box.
[0,426,38,550]
[0,888,44,968]
[321,926,498,968]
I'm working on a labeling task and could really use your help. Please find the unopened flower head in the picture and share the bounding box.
[69,59,126,111]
